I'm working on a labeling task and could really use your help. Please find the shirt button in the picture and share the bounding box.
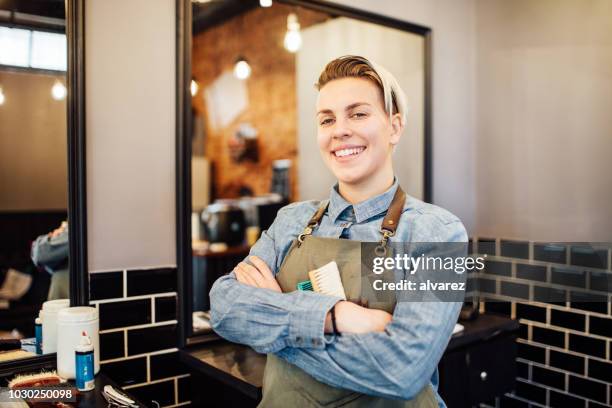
[296,337,302,344]
[312,339,321,346]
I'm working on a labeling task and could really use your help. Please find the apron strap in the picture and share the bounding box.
[297,185,407,247]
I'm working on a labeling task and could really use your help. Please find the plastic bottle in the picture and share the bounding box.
[75,331,95,391]
[34,317,42,355]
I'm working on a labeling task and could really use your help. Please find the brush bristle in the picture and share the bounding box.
[308,261,347,300]
[8,370,65,389]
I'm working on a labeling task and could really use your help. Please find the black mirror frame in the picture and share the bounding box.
[0,0,88,377]
[176,0,432,347]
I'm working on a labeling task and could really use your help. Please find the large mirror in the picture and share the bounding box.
[179,0,430,341]
[0,0,86,370]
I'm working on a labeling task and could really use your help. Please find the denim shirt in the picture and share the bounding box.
[209,179,467,405]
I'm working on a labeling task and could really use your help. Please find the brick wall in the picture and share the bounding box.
[192,4,328,201]
[468,238,611,408]
[90,267,190,407]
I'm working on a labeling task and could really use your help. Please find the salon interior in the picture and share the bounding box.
[0,0,611,407]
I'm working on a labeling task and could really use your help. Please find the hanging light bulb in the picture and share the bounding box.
[51,80,67,101]
[190,79,199,96]
[0,87,5,105]
[234,56,251,80]
[259,0,272,7]
[284,13,302,53]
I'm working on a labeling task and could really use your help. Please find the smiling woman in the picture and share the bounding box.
[208,55,468,408]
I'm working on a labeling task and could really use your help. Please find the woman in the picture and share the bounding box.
[210,55,467,407]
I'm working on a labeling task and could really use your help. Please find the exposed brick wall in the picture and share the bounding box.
[192,4,329,200]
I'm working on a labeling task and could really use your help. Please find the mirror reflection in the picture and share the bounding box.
[189,1,426,335]
[0,0,69,360]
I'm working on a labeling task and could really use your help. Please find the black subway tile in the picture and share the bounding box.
[532,326,565,348]
[516,303,546,323]
[150,351,189,380]
[589,315,612,338]
[549,350,584,375]
[100,331,124,361]
[500,240,529,259]
[478,278,497,294]
[534,243,567,264]
[517,342,545,364]
[531,365,565,390]
[588,402,609,408]
[485,260,511,276]
[534,285,566,305]
[518,323,529,340]
[178,376,191,403]
[501,281,530,300]
[570,246,608,270]
[570,291,608,314]
[551,309,585,331]
[477,238,496,256]
[588,359,612,383]
[517,361,529,380]
[90,271,123,301]
[128,380,175,407]
[101,357,146,387]
[99,298,151,330]
[127,267,177,296]
[516,264,547,282]
[568,375,607,403]
[127,324,178,355]
[589,271,611,292]
[484,299,511,317]
[549,390,585,408]
[499,395,529,408]
[551,267,586,288]
[514,381,546,405]
[569,333,606,358]
[155,296,177,322]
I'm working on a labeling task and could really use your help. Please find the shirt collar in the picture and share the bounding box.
[327,178,399,224]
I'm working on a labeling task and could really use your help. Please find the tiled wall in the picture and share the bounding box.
[89,267,191,407]
[469,238,612,408]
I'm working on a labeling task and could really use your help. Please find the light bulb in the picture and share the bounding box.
[191,79,199,96]
[51,81,66,100]
[284,13,302,53]
[0,88,4,105]
[259,0,272,7]
[284,30,302,53]
[234,58,251,80]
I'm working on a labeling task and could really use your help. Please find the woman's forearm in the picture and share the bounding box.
[324,301,392,334]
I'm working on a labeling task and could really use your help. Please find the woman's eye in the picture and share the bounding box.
[351,112,367,119]
[320,118,334,126]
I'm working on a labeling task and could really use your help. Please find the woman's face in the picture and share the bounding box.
[316,77,402,188]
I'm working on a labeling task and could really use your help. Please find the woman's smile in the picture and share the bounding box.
[332,145,367,162]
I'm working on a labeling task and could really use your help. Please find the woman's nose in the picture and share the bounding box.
[331,118,352,139]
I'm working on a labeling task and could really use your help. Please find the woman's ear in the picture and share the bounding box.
[389,113,404,145]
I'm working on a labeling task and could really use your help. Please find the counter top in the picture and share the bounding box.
[180,313,519,397]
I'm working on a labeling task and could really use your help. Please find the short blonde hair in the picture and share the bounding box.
[315,55,407,126]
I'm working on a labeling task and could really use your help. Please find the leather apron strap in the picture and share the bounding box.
[298,186,406,248]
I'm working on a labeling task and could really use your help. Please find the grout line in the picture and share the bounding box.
[174,377,178,406]
[90,292,178,305]
[517,338,610,364]
[123,270,127,298]
[146,355,151,383]
[123,329,128,358]
[101,347,179,364]
[163,402,191,408]
[123,374,190,390]
[99,320,178,334]
[152,297,156,323]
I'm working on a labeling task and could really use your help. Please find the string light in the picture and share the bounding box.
[283,13,302,53]
[51,80,66,100]
[234,56,251,80]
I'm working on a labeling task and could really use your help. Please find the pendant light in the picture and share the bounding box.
[234,56,251,80]
[259,0,272,7]
[0,87,5,105]
[51,80,66,100]
[190,79,199,96]
[283,13,302,53]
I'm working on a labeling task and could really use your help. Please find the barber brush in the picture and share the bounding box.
[308,261,347,300]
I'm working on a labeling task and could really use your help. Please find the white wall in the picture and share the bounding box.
[328,0,477,232]
[86,0,176,271]
[475,0,612,242]
[297,17,425,201]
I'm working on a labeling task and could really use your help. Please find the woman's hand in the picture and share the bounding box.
[234,256,282,293]
[325,301,392,334]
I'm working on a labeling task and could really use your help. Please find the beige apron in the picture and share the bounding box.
[258,187,438,408]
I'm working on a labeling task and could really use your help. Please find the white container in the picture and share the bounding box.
[56,307,100,380]
[41,299,70,354]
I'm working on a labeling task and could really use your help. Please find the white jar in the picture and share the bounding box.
[56,307,100,380]
[41,299,70,354]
